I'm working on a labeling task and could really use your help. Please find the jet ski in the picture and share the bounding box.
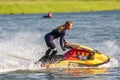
[39,42,110,68]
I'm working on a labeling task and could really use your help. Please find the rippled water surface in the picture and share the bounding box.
[0,11,120,80]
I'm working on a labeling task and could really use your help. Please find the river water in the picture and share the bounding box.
[0,10,120,80]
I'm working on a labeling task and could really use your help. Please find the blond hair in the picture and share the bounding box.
[56,21,72,33]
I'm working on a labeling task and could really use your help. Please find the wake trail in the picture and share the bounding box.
[0,33,119,73]
[0,32,46,73]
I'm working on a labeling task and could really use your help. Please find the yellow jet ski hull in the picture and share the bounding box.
[41,43,110,68]
[45,52,110,68]
[47,53,110,68]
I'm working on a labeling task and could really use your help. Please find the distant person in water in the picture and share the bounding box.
[40,21,72,61]
[43,12,53,18]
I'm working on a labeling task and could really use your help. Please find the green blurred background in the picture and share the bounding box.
[0,0,120,14]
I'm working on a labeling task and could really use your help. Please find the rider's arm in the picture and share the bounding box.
[60,30,66,50]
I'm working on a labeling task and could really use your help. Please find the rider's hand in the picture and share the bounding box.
[64,41,68,48]
[62,47,66,51]
[64,41,67,45]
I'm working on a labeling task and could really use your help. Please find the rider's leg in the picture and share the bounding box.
[49,48,57,59]
[44,48,52,59]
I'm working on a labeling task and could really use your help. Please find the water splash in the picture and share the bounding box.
[94,40,120,56]
[103,40,120,55]
[98,58,119,68]
[0,34,119,73]
[0,32,46,73]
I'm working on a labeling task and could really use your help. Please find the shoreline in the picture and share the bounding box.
[0,1,120,15]
[0,10,120,15]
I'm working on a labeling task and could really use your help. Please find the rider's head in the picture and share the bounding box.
[64,21,72,30]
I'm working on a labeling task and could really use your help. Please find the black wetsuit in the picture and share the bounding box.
[39,28,66,61]
[44,28,66,49]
